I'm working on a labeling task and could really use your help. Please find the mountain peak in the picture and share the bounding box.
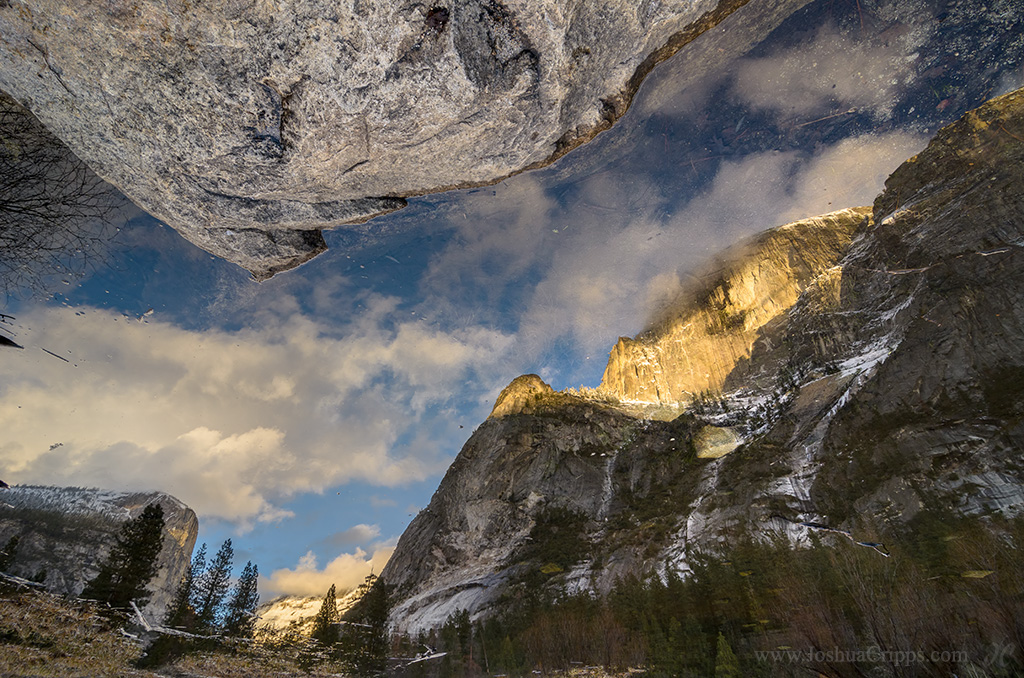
[489,374,555,418]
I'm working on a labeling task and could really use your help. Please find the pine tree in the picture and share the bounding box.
[362,575,392,675]
[714,631,742,678]
[194,538,233,630]
[81,503,165,610]
[164,542,206,629]
[310,583,340,646]
[496,635,517,674]
[341,574,391,676]
[223,561,260,638]
[0,534,19,571]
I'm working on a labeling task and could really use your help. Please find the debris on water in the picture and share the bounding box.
[0,334,23,349]
[41,348,70,363]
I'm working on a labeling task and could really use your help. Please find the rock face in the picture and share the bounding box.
[0,485,198,621]
[488,373,555,418]
[774,85,1024,525]
[0,0,809,278]
[599,207,869,405]
[382,88,1024,633]
[382,393,702,633]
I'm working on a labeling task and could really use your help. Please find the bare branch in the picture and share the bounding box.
[0,91,127,301]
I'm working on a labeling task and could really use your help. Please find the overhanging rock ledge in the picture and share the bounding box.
[0,0,807,277]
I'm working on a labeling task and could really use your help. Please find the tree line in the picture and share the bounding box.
[141,537,262,667]
[389,513,1024,678]
[162,538,260,637]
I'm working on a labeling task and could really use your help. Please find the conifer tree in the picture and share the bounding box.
[714,631,742,678]
[311,583,340,646]
[164,542,206,629]
[362,575,392,674]
[223,561,260,638]
[342,574,391,676]
[81,503,165,610]
[194,539,233,630]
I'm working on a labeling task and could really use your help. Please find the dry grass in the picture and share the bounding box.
[0,587,348,678]
[0,589,153,677]
[158,651,348,677]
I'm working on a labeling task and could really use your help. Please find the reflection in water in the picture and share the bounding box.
[1,0,1023,592]
[0,92,127,303]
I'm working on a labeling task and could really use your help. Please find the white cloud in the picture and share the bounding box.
[262,546,394,598]
[671,131,928,240]
[422,175,559,314]
[731,21,929,121]
[0,301,513,529]
[508,131,928,375]
[772,132,927,224]
[317,524,382,549]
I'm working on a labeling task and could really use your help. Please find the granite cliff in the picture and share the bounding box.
[599,207,869,406]
[0,0,809,278]
[382,87,1024,633]
[0,485,198,621]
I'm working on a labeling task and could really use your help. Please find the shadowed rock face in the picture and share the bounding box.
[382,88,1024,632]
[0,486,198,621]
[381,394,702,633]
[0,0,810,278]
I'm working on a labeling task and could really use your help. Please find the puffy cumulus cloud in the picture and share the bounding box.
[732,22,928,121]
[0,302,513,529]
[262,546,394,597]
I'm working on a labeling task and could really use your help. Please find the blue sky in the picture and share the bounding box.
[2,0,1023,599]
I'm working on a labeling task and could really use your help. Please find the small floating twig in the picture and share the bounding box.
[794,108,857,129]
[40,348,69,363]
